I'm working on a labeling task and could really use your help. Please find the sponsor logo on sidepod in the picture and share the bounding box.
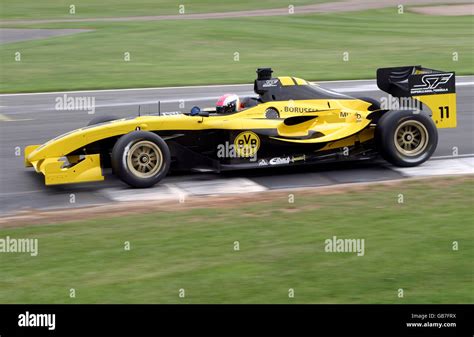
[234,131,260,158]
[268,155,306,165]
[270,157,291,165]
[284,106,318,113]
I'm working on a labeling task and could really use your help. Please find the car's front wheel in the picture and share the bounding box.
[111,131,170,188]
[375,110,438,167]
[87,116,120,168]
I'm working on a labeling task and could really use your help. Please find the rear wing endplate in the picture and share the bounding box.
[377,66,457,128]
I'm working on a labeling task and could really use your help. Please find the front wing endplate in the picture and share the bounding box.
[29,154,104,185]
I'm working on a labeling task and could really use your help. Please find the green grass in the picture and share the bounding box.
[0,177,472,304]
[0,9,473,93]
[0,0,326,20]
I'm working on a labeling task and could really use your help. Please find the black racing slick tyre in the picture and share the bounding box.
[111,131,171,188]
[87,115,118,126]
[375,110,438,167]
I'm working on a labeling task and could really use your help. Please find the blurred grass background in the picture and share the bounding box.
[0,8,472,92]
[0,177,472,303]
[0,0,326,19]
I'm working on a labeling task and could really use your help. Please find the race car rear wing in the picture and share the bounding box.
[377,65,457,128]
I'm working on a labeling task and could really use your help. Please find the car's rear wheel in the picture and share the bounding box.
[111,131,170,188]
[375,110,437,167]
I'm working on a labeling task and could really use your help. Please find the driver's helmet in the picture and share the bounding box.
[216,94,241,114]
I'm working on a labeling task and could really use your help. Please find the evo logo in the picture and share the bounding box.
[18,311,56,331]
[410,73,455,95]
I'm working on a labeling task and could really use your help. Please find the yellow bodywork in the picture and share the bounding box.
[24,74,456,186]
[24,96,372,185]
[25,145,103,185]
[414,93,457,128]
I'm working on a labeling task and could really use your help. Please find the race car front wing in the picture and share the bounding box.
[24,145,104,185]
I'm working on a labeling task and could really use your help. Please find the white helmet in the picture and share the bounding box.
[216,94,241,114]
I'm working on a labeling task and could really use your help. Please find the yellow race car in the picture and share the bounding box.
[25,66,456,188]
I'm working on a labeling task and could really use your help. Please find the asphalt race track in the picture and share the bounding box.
[0,77,473,215]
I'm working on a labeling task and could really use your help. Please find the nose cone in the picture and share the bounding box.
[27,127,87,162]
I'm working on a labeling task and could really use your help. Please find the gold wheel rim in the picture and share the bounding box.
[394,120,428,157]
[126,140,163,178]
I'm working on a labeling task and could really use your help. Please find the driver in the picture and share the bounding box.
[216,94,241,114]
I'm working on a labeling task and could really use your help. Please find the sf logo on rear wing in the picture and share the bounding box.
[408,71,457,129]
[409,72,455,95]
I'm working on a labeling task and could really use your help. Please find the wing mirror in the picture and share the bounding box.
[190,106,209,117]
